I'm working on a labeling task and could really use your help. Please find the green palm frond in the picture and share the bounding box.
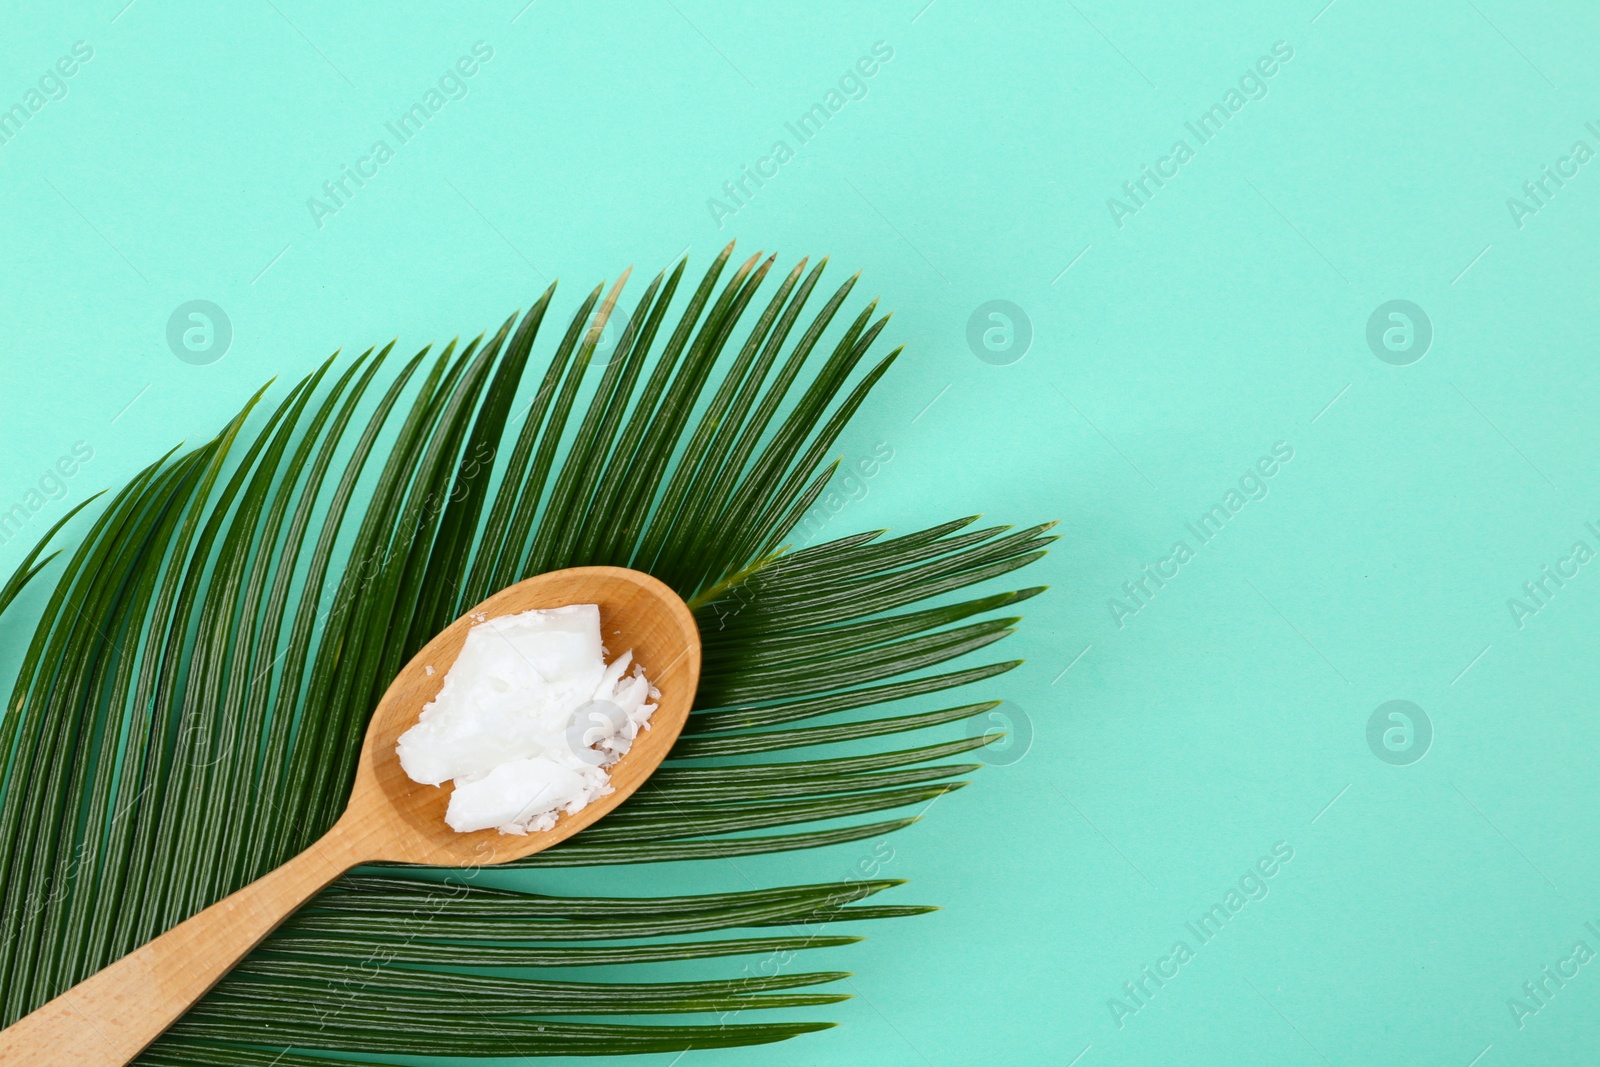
[0,245,1052,1062]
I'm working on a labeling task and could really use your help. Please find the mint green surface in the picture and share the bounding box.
[4,1,1599,1063]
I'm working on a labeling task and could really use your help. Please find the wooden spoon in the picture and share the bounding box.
[0,565,700,1066]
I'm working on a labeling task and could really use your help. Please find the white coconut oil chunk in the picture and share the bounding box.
[395,603,658,835]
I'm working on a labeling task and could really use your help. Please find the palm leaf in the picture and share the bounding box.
[0,246,1052,1062]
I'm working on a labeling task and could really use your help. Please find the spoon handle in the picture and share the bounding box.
[0,824,361,1065]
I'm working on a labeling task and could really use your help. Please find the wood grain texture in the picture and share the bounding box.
[0,566,700,1066]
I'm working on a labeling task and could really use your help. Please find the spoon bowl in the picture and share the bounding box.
[355,565,700,865]
[0,565,700,1066]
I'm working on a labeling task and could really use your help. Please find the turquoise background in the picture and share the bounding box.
[4,0,1600,1063]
